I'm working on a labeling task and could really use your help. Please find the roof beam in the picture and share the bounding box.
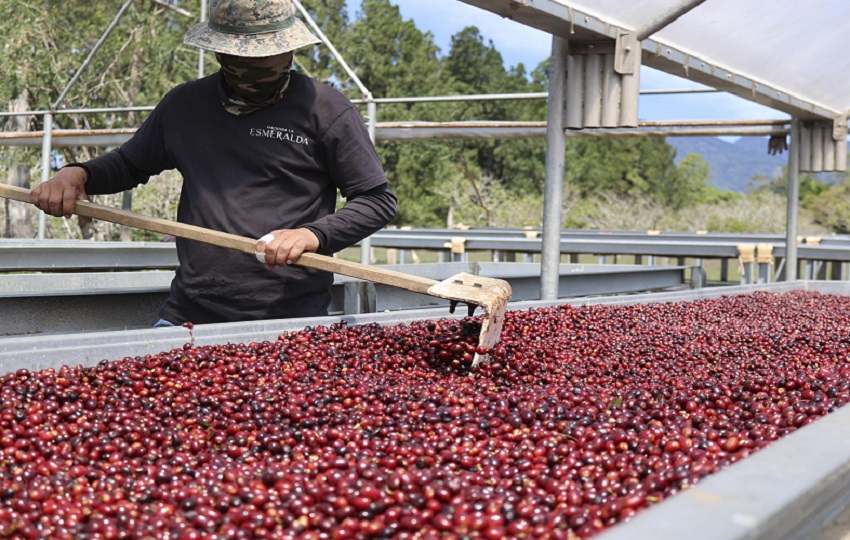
[457,0,839,120]
[1,122,792,147]
[635,0,707,40]
[640,38,835,120]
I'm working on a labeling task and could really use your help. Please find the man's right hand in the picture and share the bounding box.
[31,166,89,219]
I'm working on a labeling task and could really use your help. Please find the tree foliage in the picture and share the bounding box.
[1,0,796,239]
[1,0,204,238]
[2,0,201,133]
[565,137,679,204]
[748,166,833,206]
[672,153,711,209]
[345,0,446,102]
[296,0,350,85]
[443,27,547,198]
[804,156,850,233]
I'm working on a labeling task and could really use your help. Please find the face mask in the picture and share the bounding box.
[215,52,294,116]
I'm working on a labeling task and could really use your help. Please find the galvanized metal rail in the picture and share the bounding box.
[372,227,850,246]
[0,262,694,336]
[0,239,178,271]
[3,232,849,284]
[0,237,730,270]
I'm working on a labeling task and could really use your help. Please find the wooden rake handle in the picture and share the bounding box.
[0,184,438,295]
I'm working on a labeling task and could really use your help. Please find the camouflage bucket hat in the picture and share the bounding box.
[184,0,321,57]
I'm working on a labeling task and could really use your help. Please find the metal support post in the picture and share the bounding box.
[758,261,771,284]
[36,113,54,240]
[359,236,372,265]
[449,237,466,263]
[741,262,755,285]
[831,262,844,281]
[197,0,207,78]
[738,243,755,285]
[691,266,706,289]
[785,120,801,281]
[541,36,569,301]
[343,282,362,315]
[756,243,773,284]
[804,260,815,280]
[367,100,377,143]
[359,99,378,265]
[774,258,785,281]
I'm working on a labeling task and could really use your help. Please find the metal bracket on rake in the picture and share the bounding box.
[427,272,513,366]
[448,300,479,317]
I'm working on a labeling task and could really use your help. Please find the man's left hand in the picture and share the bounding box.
[255,228,320,270]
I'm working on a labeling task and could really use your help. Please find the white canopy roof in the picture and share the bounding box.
[460,0,850,121]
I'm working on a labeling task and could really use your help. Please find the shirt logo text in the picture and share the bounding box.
[250,126,310,145]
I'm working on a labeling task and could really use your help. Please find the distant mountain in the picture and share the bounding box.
[667,136,787,192]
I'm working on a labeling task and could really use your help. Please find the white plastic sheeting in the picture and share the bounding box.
[460,0,850,120]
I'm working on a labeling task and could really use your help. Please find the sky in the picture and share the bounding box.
[345,0,789,124]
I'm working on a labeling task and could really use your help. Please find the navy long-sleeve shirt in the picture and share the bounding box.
[80,71,396,323]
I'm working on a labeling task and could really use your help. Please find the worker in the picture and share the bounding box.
[29,0,396,326]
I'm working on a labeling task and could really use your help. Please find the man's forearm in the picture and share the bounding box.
[304,186,397,253]
[78,148,153,195]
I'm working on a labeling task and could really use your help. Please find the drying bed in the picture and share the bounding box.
[1,283,850,539]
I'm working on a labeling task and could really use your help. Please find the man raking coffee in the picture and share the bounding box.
[30,0,397,326]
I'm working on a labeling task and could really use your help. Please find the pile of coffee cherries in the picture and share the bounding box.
[1,290,849,539]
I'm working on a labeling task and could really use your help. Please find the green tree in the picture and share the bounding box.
[2,1,201,130]
[5,0,787,236]
[296,0,349,87]
[1,0,202,238]
[565,137,679,203]
[806,159,850,233]
[671,152,711,209]
[442,27,548,220]
[346,0,446,103]
[748,166,832,207]
[345,0,457,226]
[446,28,506,98]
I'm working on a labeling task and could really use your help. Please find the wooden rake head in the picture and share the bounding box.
[426,272,512,366]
